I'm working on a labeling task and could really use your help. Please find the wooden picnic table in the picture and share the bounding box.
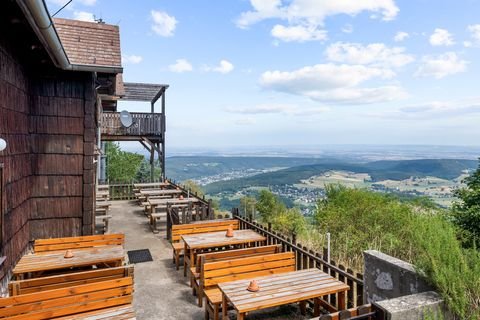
[96,190,109,200]
[140,189,183,196]
[218,268,350,320]
[133,182,170,189]
[182,229,266,274]
[96,184,109,191]
[148,197,200,214]
[13,245,125,280]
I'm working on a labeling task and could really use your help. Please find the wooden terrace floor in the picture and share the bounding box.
[109,200,316,320]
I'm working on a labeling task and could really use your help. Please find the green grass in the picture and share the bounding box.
[305,185,480,319]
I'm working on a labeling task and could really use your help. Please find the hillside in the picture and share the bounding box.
[204,159,477,194]
[165,156,340,181]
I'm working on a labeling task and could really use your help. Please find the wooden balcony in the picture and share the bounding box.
[101,112,164,141]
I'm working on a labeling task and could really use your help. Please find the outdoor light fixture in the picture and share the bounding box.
[0,138,6,152]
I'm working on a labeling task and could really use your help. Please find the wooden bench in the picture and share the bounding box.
[34,233,124,253]
[191,244,282,307]
[0,277,134,319]
[9,265,133,296]
[171,220,239,270]
[95,215,112,234]
[203,252,295,320]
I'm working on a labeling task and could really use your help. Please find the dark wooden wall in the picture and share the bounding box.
[29,71,96,239]
[0,31,32,278]
[0,29,97,276]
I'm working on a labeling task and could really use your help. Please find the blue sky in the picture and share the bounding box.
[48,0,480,148]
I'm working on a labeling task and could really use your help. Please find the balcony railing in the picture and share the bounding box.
[101,112,164,137]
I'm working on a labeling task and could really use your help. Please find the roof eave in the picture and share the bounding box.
[17,0,122,74]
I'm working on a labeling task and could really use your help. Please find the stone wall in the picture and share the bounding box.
[364,250,452,319]
[363,250,434,303]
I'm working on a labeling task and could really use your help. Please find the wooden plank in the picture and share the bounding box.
[9,266,133,295]
[218,269,350,314]
[182,229,266,250]
[203,252,294,271]
[13,246,125,276]
[0,278,132,308]
[172,219,238,231]
[35,234,124,246]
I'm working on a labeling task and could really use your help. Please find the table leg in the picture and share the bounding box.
[222,293,228,320]
[299,301,307,315]
[237,311,245,320]
[313,297,321,317]
[338,290,346,310]
[183,243,188,277]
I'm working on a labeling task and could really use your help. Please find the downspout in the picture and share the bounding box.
[17,0,123,73]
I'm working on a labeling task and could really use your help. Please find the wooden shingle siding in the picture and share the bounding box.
[0,32,33,275]
[0,24,97,277]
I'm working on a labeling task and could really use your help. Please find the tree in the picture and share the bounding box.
[254,190,306,237]
[105,142,143,182]
[255,190,285,224]
[273,207,306,236]
[239,196,256,218]
[136,159,162,182]
[182,180,204,197]
[452,159,480,248]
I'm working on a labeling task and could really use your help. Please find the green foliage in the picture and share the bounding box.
[182,180,204,197]
[313,185,480,319]
[255,190,306,236]
[136,159,162,182]
[452,160,480,248]
[106,142,144,182]
[272,207,306,236]
[239,196,256,217]
[256,190,285,224]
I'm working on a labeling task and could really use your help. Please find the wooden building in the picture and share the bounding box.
[0,0,167,283]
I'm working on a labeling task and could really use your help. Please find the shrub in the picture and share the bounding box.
[312,185,480,319]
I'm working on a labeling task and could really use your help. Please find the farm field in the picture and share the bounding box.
[296,170,466,207]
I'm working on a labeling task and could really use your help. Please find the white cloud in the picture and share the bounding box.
[400,99,480,117]
[325,42,414,68]
[168,59,193,73]
[467,24,480,46]
[394,31,409,42]
[122,54,143,64]
[429,28,455,46]
[79,0,96,5]
[372,98,480,119]
[236,0,398,42]
[151,10,177,37]
[271,24,327,42]
[342,24,354,34]
[415,52,467,79]
[235,118,257,125]
[204,60,234,74]
[259,63,407,104]
[73,11,95,22]
[464,41,473,48]
[226,104,329,116]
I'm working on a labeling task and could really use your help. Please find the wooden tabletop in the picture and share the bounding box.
[219,268,350,314]
[148,198,200,206]
[13,246,125,276]
[140,189,183,196]
[133,182,170,188]
[182,229,266,250]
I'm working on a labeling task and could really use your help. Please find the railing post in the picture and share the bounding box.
[166,208,172,241]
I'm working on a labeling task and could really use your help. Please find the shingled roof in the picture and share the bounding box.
[53,18,122,68]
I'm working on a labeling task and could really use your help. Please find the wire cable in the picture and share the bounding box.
[52,0,73,17]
